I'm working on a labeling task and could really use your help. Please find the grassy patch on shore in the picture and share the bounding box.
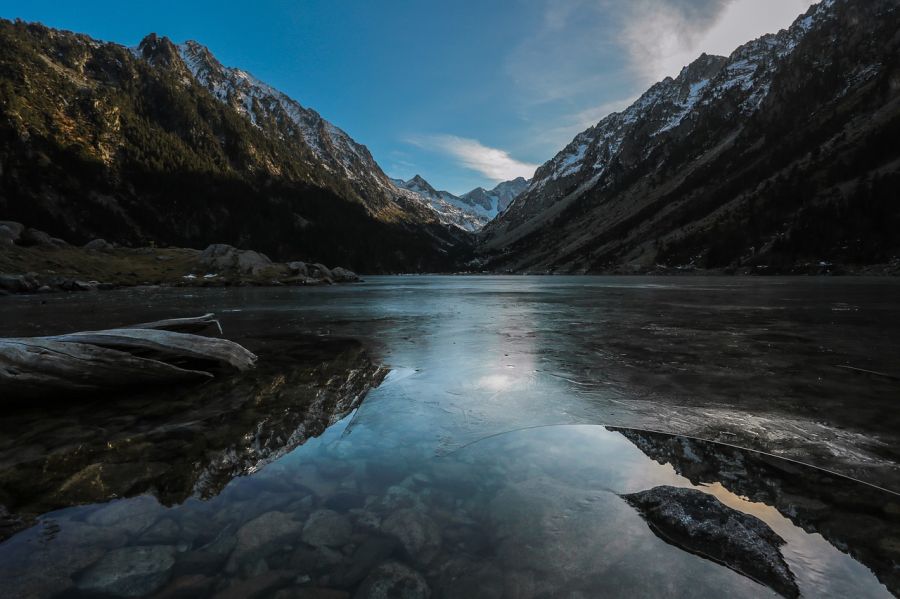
[0,245,216,286]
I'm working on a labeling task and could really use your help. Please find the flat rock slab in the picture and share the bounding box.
[622,485,798,598]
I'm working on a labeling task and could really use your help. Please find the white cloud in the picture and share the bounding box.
[621,0,817,83]
[408,135,539,182]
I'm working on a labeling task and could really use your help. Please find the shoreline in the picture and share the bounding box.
[2,241,898,297]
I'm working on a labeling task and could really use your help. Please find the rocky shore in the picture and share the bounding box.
[0,221,360,295]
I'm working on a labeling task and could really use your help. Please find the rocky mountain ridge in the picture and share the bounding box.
[480,0,900,274]
[392,174,530,232]
[0,21,470,272]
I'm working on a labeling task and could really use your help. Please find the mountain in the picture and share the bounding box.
[393,174,531,232]
[392,174,486,232]
[461,176,530,215]
[0,21,470,272]
[480,0,900,274]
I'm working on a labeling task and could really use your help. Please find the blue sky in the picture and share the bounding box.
[1,0,815,194]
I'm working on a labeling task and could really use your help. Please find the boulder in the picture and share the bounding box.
[622,486,799,598]
[20,228,58,247]
[0,273,39,293]
[199,244,273,275]
[76,545,177,597]
[287,261,309,276]
[330,267,360,283]
[84,238,114,252]
[308,263,333,281]
[237,249,272,275]
[0,220,24,243]
[0,225,15,246]
[354,562,430,599]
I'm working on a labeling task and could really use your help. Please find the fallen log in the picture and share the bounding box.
[48,329,256,371]
[125,313,223,335]
[0,315,256,399]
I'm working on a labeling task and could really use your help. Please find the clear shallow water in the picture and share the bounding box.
[1,276,899,597]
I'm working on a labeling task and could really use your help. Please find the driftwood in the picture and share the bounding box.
[0,315,256,399]
[125,313,223,334]
[48,329,256,371]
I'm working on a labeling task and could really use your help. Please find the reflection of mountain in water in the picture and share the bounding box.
[611,428,900,596]
[0,336,387,540]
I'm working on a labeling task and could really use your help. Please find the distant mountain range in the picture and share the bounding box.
[480,0,900,273]
[391,175,529,232]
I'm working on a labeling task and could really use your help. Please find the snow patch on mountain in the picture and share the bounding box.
[393,175,530,231]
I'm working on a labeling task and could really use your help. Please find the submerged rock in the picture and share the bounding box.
[381,509,441,566]
[84,496,164,535]
[302,509,352,548]
[76,545,176,597]
[354,561,430,599]
[621,485,798,598]
[232,511,304,559]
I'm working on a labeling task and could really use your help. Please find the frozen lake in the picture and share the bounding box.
[1,276,898,597]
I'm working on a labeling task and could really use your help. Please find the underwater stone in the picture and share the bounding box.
[76,545,177,597]
[381,509,441,566]
[354,561,430,599]
[302,509,353,548]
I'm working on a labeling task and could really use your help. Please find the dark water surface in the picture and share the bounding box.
[1,276,898,597]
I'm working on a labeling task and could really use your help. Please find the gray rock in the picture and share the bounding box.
[200,243,272,275]
[330,267,360,283]
[0,274,38,293]
[0,225,15,245]
[302,509,352,548]
[73,279,100,291]
[622,486,799,598]
[76,545,176,597]
[237,249,273,275]
[84,238,114,252]
[354,561,430,599]
[287,261,309,276]
[381,509,441,566]
[20,228,60,247]
[308,263,333,280]
[0,220,24,242]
